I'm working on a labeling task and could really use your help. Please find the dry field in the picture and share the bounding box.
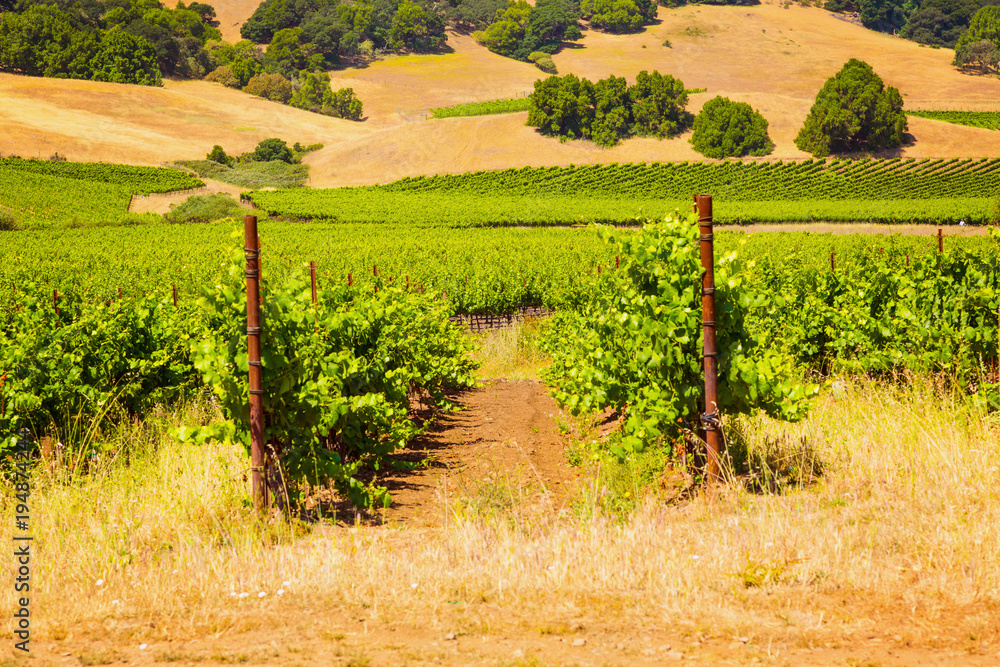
[3,2,1000,187]
[2,322,999,665]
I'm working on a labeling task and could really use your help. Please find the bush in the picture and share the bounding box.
[205,64,240,88]
[0,210,19,231]
[528,51,558,73]
[206,145,234,166]
[252,138,294,163]
[244,72,293,103]
[691,96,773,158]
[795,58,907,157]
[165,194,244,224]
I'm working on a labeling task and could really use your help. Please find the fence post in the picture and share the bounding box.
[53,289,59,320]
[172,284,177,307]
[310,261,317,304]
[694,194,722,485]
[244,215,267,513]
[938,228,943,254]
[830,251,835,272]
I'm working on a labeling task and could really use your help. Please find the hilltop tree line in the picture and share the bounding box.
[528,59,905,159]
[828,0,1000,72]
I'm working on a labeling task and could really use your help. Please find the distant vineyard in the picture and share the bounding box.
[907,111,1000,131]
[0,157,203,193]
[247,158,1000,226]
[430,97,531,118]
[0,158,203,228]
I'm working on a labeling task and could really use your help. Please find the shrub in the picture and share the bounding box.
[244,72,293,103]
[165,194,243,224]
[205,64,239,88]
[691,96,773,158]
[206,145,234,166]
[0,210,19,231]
[529,51,558,73]
[252,138,293,163]
[795,59,907,157]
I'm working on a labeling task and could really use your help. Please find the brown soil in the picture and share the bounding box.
[374,379,579,527]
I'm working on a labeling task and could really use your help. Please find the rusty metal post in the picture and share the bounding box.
[615,255,620,269]
[244,215,266,513]
[830,251,835,272]
[309,261,317,304]
[348,272,353,287]
[694,195,722,485]
[172,284,177,307]
[53,289,59,319]
[938,228,943,254]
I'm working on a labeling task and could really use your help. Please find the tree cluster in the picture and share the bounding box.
[206,138,323,166]
[690,96,772,158]
[205,41,364,120]
[0,0,222,85]
[527,70,691,147]
[473,0,583,68]
[795,59,907,157]
[579,0,657,33]
[952,5,1000,71]
[241,0,447,58]
[827,0,1000,51]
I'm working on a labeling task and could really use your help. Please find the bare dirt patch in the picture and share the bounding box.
[375,379,578,527]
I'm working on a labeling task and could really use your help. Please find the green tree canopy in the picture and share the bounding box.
[628,70,689,138]
[252,138,294,163]
[690,96,772,158]
[91,27,162,86]
[794,59,906,157]
[528,70,691,146]
[954,5,1000,56]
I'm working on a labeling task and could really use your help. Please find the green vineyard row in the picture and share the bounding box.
[0,158,204,228]
[430,97,531,118]
[247,158,1000,226]
[907,110,1000,131]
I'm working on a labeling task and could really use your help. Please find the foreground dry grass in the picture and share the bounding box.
[2,375,999,664]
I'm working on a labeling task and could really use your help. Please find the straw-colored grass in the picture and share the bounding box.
[3,376,999,658]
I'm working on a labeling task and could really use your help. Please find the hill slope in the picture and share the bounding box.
[3,4,1000,187]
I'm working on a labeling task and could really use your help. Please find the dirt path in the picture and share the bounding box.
[128,178,249,215]
[375,379,579,526]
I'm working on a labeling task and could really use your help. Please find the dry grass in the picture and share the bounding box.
[468,319,551,381]
[4,376,999,655]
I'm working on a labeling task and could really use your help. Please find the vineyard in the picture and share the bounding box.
[4,217,998,507]
[907,110,1000,131]
[247,158,1000,226]
[0,158,204,228]
[430,97,531,118]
